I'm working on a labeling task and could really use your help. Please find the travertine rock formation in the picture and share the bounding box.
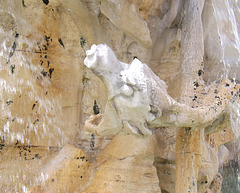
[1,0,240,192]
[84,43,240,193]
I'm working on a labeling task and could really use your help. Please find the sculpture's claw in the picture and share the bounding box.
[125,121,152,136]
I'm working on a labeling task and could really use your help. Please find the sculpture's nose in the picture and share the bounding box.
[84,44,97,68]
[86,49,93,57]
[86,44,97,57]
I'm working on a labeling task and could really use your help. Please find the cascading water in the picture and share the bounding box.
[0,1,69,191]
[212,0,240,192]
[212,0,240,79]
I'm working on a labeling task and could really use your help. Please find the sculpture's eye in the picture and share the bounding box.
[121,85,133,96]
[97,45,108,53]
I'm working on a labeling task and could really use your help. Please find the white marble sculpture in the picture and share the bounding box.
[84,44,239,136]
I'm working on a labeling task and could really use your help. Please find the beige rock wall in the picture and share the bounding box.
[0,0,240,193]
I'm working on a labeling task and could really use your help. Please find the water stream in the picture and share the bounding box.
[0,1,67,191]
[212,0,240,192]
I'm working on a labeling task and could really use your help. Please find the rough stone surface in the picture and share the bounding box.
[100,0,152,48]
[28,144,91,193]
[0,0,240,192]
[83,134,161,193]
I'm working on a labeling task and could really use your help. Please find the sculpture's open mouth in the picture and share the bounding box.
[84,114,104,134]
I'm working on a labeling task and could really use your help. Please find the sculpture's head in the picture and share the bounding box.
[84,44,119,76]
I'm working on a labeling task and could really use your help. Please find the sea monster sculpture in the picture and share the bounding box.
[84,44,240,137]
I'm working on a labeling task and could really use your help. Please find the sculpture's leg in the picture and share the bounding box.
[175,0,205,192]
[175,128,203,193]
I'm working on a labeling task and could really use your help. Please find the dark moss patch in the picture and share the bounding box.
[42,0,49,5]
[15,140,19,146]
[0,137,5,151]
[44,35,50,42]
[43,45,48,51]
[80,156,85,161]
[48,68,54,79]
[193,81,199,90]
[192,95,197,101]
[10,64,15,74]
[10,42,16,58]
[198,69,203,76]
[22,0,26,7]
[193,81,199,87]
[32,101,38,110]
[58,38,64,48]
[33,119,39,124]
[80,36,86,48]
[90,133,95,149]
[6,100,13,106]
[93,100,100,115]
[7,41,17,64]
[41,69,47,77]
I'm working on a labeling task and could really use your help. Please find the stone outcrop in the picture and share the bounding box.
[100,0,152,48]
[28,145,90,193]
[83,134,161,193]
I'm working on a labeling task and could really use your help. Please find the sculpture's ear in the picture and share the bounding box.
[122,58,144,86]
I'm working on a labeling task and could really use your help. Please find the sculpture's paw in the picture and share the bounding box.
[84,114,104,135]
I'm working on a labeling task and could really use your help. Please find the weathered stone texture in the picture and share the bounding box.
[0,0,240,192]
